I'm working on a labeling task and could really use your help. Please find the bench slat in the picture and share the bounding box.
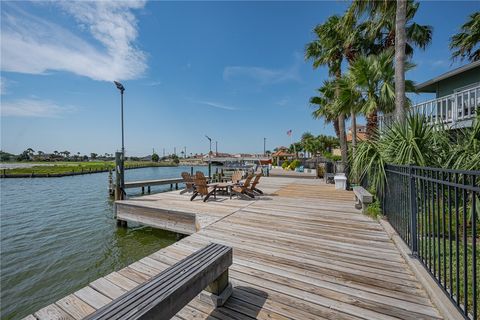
[352,186,373,203]
[85,243,232,320]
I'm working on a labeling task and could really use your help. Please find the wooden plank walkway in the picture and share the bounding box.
[24,177,442,320]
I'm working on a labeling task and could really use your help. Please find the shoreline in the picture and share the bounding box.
[0,163,178,179]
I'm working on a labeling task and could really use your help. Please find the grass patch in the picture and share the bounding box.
[366,199,383,219]
[1,161,176,176]
[418,237,479,314]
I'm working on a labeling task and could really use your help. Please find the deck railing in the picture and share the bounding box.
[383,164,479,320]
[379,84,480,130]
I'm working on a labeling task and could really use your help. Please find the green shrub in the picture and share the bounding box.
[281,160,290,169]
[324,152,341,161]
[366,199,382,219]
[289,159,301,170]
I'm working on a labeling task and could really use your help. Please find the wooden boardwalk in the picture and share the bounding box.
[24,177,442,320]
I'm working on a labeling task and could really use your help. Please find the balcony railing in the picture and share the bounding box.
[379,84,480,131]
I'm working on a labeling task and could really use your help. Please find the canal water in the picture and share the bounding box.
[0,166,209,320]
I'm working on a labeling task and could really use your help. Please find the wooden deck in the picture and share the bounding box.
[25,177,443,320]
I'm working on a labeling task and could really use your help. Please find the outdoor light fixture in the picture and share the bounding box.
[114,81,125,93]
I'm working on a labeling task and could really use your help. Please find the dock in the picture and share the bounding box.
[25,177,444,320]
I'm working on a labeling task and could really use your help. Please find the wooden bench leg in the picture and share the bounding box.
[362,202,369,214]
[200,270,232,307]
[354,195,362,210]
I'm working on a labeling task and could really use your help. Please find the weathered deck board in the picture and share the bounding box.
[24,177,443,320]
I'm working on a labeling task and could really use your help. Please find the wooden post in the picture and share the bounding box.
[142,186,145,194]
[206,270,229,295]
[115,152,124,201]
[175,183,178,190]
[148,186,151,193]
[201,269,232,307]
[191,166,194,176]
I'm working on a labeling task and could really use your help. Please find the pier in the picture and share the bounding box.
[24,177,448,320]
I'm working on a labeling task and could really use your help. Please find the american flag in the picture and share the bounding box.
[286,129,292,136]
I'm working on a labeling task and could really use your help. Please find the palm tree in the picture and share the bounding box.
[347,50,416,137]
[335,74,364,154]
[301,132,315,158]
[395,0,407,122]
[348,1,432,56]
[310,81,340,139]
[450,12,480,62]
[348,0,432,123]
[305,15,348,165]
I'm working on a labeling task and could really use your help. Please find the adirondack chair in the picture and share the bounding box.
[231,171,243,184]
[180,172,195,194]
[191,176,217,202]
[249,172,264,194]
[195,171,208,180]
[230,174,255,199]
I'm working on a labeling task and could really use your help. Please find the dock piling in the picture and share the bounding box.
[115,152,124,201]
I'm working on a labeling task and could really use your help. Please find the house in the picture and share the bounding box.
[380,60,479,130]
[346,125,367,142]
[272,147,295,166]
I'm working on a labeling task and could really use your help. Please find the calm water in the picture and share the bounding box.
[0,166,209,320]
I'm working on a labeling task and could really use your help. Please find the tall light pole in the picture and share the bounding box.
[205,135,212,178]
[263,137,266,157]
[114,81,125,195]
[215,141,218,156]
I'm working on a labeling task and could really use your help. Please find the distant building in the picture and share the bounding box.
[346,125,367,142]
[272,147,295,165]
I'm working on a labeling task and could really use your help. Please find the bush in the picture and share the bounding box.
[366,199,382,219]
[289,159,301,170]
[324,152,341,161]
[281,160,291,169]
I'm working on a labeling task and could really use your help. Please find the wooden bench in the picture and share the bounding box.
[85,243,233,320]
[353,186,373,213]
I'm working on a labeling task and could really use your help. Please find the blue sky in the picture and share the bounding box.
[1,1,478,156]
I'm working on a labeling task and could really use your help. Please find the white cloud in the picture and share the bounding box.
[1,98,76,118]
[1,1,147,81]
[145,80,162,86]
[196,100,237,111]
[223,53,302,85]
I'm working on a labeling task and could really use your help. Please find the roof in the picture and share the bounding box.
[272,150,295,157]
[416,60,480,92]
[346,131,367,143]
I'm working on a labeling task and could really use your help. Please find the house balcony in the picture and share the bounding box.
[379,83,480,131]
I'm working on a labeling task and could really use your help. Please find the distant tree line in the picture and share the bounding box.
[278,132,340,159]
[1,149,115,162]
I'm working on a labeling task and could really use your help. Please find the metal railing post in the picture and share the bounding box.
[409,165,418,256]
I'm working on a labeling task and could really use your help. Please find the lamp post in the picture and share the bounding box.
[114,81,125,197]
[215,141,218,156]
[263,137,266,157]
[205,135,212,178]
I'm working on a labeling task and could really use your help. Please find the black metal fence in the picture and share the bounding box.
[383,164,479,320]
